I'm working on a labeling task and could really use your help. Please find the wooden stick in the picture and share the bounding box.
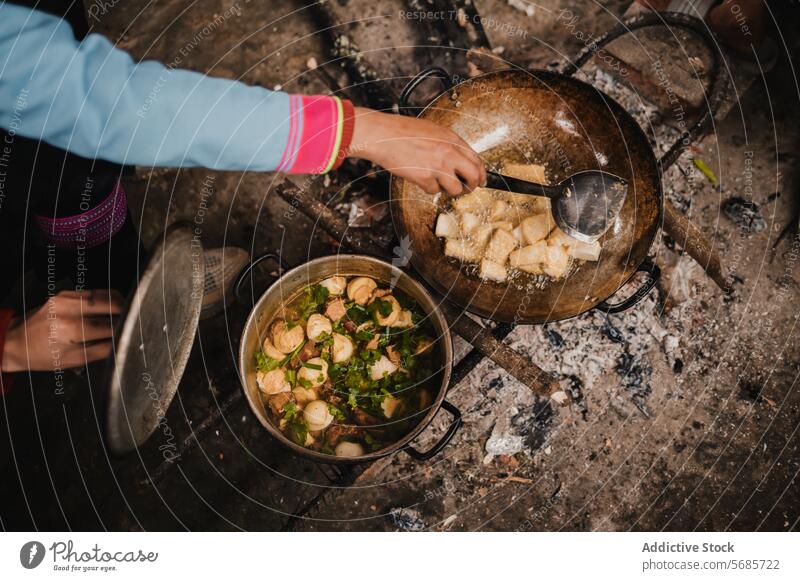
[662,203,729,292]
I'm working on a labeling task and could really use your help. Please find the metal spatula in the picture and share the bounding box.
[484,170,628,243]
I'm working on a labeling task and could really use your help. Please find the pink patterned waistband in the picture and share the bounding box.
[34,181,128,250]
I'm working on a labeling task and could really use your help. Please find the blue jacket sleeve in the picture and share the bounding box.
[0,3,294,172]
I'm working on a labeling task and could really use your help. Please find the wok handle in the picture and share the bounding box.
[234,252,291,305]
[485,171,562,199]
[398,66,453,114]
[403,400,463,461]
[595,257,660,314]
[564,12,723,170]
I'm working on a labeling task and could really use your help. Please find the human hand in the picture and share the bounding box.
[348,107,486,196]
[1,289,124,372]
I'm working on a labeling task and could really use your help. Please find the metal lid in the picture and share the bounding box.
[105,223,204,454]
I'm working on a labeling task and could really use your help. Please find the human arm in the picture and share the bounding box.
[0,3,483,192]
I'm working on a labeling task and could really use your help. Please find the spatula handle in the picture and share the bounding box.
[485,171,562,199]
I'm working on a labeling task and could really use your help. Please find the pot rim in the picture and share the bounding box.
[238,254,454,464]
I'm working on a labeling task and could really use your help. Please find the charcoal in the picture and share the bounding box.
[722,197,767,233]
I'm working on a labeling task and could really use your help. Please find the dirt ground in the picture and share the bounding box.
[1,0,798,531]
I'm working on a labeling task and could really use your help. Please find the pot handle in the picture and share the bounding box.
[403,400,462,461]
[234,252,291,305]
[398,66,453,114]
[595,257,660,314]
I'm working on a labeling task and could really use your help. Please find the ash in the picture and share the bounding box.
[478,288,689,459]
[389,507,426,531]
[511,292,683,413]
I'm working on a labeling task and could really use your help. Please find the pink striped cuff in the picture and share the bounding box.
[278,95,347,175]
[34,181,128,250]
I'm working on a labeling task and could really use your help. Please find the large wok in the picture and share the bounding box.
[391,67,662,324]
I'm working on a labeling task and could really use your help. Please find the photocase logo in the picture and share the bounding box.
[20,541,46,569]
[390,235,413,288]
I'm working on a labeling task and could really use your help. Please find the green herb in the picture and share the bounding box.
[297,377,313,389]
[329,363,345,380]
[302,361,323,370]
[317,332,334,350]
[284,369,297,387]
[254,351,281,372]
[344,366,368,392]
[283,402,299,421]
[355,328,375,342]
[347,389,359,409]
[286,418,308,445]
[327,403,347,421]
[368,298,393,319]
[279,339,307,367]
[293,284,330,321]
[359,349,382,365]
[346,303,370,325]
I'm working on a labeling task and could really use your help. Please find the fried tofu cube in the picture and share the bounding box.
[505,193,550,216]
[471,224,494,250]
[548,227,602,261]
[452,188,495,213]
[509,241,548,268]
[519,262,544,275]
[547,227,577,248]
[460,212,481,233]
[484,229,517,265]
[489,221,514,232]
[435,212,460,238]
[544,245,570,278]
[531,196,552,214]
[479,259,507,282]
[502,163,548,184]
[568,240,601,261]
[521,213,555,245]
[489,199,510,222]
[445,238,482,262]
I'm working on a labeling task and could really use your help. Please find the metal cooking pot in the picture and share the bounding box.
[235,253,461,464]
[391,66,662,324]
